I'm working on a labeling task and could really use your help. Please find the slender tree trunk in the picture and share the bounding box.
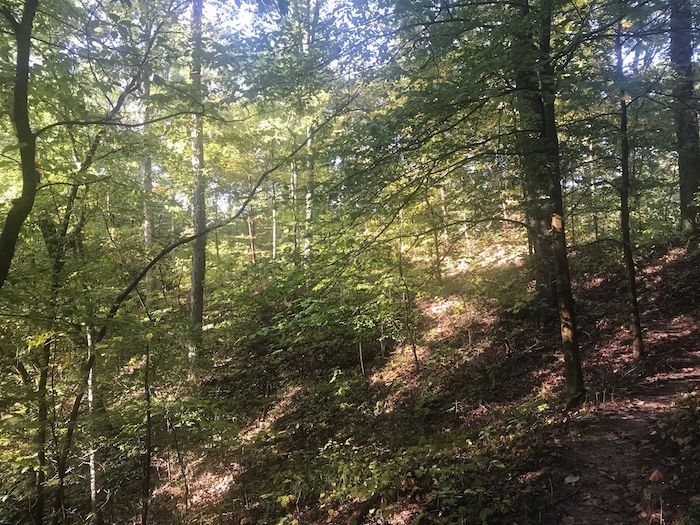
[670,0,700,232]
[439,185,449,245]
[167,415,190,512]
[247,176,258,264]
[142,69,156,295]
[213,196,221,261]
[86,326,103,525]
[0,0,40,291]
[291,161,300,261]
[303,126,314,260]
[540,0,585,406]
[189,0,206,363]
[616,21,644,358]
[424,194,443,282]
[52,353,97,525]
[398,211,420,370]
[33,341,49,525]
[271,182,278,259]
[140,11,155,511]
[570,196,576,246]
[590,173,600,241]
[247,215,257,264]
[141,344,152,525]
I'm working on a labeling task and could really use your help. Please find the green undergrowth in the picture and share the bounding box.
[144,246,569,524]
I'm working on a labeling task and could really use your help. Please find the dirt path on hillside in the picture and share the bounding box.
[552,332,700,524]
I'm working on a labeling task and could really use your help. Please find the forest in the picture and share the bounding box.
[0,0,699,523]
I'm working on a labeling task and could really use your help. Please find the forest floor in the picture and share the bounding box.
[534,243,700,525]
[149,241,700,525]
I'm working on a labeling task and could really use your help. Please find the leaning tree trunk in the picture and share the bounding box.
[0,0,40,292]
[670,0,700,232]
[539,0,585,406]
[189,0,206,363]
[616,19,644,358]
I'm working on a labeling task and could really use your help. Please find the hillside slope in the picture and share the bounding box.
[148,242,700,525]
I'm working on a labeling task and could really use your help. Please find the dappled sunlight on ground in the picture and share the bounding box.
[239,384,302,441]
[190,470,240,507]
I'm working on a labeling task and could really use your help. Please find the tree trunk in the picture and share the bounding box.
[539,0,585,406]
[512,0,556,318]
[303,126,314,261]
[0,0,40,291]
[291,161,301,261]
[616,20,644,358]
[143,69,156,295]
[670,0,700,232]
[52,351,95,525]
[439,185,449,245]
[141,344,152,525]
[247,215,257,264]
[189,0,206,363]
[213,196,221,260]
[86,326,103,525]
[33,341,49,525]
[271,182,278,259]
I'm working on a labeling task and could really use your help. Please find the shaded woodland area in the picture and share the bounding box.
[0,0,699,523]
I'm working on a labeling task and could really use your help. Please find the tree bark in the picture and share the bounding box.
[512,0,556,318]
[189,0,206,363]
[142,87,157,302]
[33,341,49,525]
[271,181,278,259]
[141,344,152,525]
[143,73,155,292]
[0,0,40,292]
[303,126,314,260]
[291,160,301,261]
[616,20,644,358]
[670,0,700,232]
[86,326,103,525]
[539,0,585,406]
[247,215,257,264]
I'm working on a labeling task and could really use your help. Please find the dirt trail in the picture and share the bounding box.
[554,343,700,524]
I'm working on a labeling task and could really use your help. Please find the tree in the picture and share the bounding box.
[511,0,557,319]
[0,0,39,292]
[189,0,207,363]
[538,0,586,406]
[670,0,700,232]
[616,17,644,358]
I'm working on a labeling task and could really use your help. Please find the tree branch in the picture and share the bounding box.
[0,4,19,32]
